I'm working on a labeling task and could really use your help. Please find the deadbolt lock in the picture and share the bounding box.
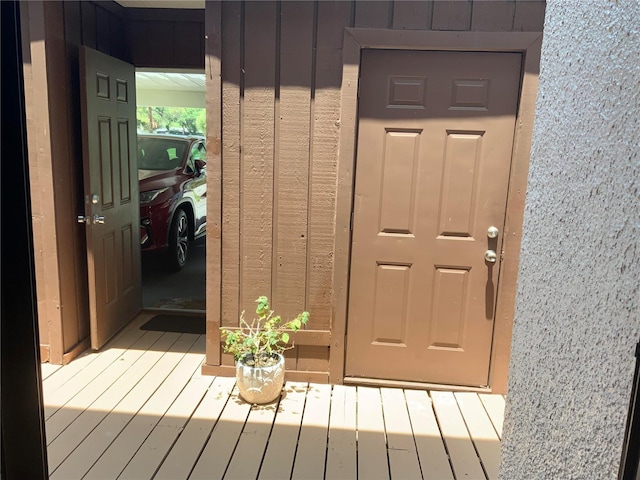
[487,226,499,239]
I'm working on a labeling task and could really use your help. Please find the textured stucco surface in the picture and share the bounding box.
[500,1,640,479]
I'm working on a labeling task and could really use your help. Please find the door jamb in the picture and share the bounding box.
[329,29,543,393]
[203,0,223,370]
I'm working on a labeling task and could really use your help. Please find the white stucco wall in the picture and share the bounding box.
[500,1,640,478]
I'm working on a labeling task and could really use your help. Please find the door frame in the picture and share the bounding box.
[330,29,543,393]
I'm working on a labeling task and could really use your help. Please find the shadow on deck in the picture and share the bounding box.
[41,314,505,479]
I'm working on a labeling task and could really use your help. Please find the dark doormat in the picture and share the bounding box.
[140,314,205,335]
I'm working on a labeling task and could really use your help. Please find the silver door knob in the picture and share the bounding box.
[487,226,499,238]
[77,215,91,224]
[93,215,105,224]
[485,250,497,263]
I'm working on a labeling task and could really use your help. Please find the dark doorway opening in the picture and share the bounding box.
[135,71,206,313]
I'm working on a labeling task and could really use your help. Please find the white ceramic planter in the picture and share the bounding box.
[236,353,285,404]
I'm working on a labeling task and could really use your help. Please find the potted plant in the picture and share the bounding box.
[220,296,309,404]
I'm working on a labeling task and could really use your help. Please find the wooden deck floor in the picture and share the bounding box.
[42,313,505,479]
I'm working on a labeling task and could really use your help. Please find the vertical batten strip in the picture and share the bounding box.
[271,0,282,309]
[205,0,222,366]
[297,0,321,372]
[305,0,319,315]
[236,1,247,319]
[221,1,242,335]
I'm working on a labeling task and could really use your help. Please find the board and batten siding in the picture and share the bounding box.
[211,0,546,380]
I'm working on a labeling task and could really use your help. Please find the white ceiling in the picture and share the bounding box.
[116,0,204,9]
[136,72,205,91]
[136,71,205,108]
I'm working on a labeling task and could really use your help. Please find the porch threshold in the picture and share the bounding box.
[344,375,494,393]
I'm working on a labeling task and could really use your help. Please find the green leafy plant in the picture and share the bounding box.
[220,296,309,368]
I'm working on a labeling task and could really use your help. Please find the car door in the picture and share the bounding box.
[187,141,207,236]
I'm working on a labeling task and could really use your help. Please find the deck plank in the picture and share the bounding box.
[42,312,149,396]
[42,350,101,395]
[259,382,308,479]
[325,384,357,479]
[188,386,252,479]
[83,336,205,479]
[381,388,422,479]
[44,330,165,443]
[431,391,486,480]
[49,334,198,479]
[154,376,236,480]
[356,386,390,479]
[41,362,62,380]
[291,383,332,480]
[225,399,280,479]
[405,389,454,480]
[455,392,501,480]
[117,372,214,480]
[479,393,506,439]
[45,331,183,470]
[43,328,151,419]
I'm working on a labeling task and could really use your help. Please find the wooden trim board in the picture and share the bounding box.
[344,376,493,394]
[61,338,90,365]
[218,328,330,347]
[204,0,223,371]
[201,364,329,384]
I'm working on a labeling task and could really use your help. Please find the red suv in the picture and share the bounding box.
[138,135,206,271]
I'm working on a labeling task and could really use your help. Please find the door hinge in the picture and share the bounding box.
[350,211,354,231]
[357,77,360,98]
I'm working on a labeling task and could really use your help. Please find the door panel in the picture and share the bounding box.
[80,47,141,349]
[345,50,521,386]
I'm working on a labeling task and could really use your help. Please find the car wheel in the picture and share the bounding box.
[167,209,189,271]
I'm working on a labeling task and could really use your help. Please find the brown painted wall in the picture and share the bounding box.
[22,1,205,363]
[212,0,546,378]
[126,8,205,69]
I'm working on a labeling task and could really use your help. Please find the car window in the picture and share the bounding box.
[137,138,188,170]
[186,142,206,173]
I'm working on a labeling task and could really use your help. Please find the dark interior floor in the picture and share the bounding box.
[141,237,206,311]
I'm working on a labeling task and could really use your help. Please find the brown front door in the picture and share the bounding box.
[345,50,521,387]
[80,47,141,349]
